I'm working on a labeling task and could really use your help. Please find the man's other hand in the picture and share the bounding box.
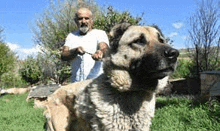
[92,50,103,61]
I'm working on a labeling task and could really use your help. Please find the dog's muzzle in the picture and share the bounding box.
[164,48,179,61]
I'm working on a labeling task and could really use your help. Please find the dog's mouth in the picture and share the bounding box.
[148,66,175,79]
[158,66,175,73]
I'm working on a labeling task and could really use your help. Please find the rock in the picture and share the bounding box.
[27,84,61,100]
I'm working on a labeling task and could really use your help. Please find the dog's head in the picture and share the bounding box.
[104,23,179,91]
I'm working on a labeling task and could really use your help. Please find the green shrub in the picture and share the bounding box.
[170,58,194,79]
[0,71,27,89]
[19,56,43,85]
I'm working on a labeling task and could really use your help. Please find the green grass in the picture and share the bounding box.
[151,97,220,131]
[1,94,220,131]
[0,94,45,131]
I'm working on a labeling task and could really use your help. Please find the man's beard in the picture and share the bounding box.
[79,25,90,35]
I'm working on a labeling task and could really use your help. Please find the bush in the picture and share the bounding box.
[19,56,43,85]
[36,53,72,84]
[0,71,27,89]
[170,58,195,79]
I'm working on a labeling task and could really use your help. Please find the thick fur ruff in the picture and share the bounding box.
[43,23,179,131]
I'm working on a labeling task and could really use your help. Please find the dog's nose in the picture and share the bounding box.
[164,48,179,59]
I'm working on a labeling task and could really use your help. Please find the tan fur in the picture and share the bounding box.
[0,88,30,95]
[42,23,179,131]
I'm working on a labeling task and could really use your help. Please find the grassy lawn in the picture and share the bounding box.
[151,97,220,131]
[0,94,219,131]
[0,94,45,131]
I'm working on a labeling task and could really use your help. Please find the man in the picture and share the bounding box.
[61,7,109,82]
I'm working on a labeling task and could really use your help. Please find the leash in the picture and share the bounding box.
[85,51,93,55]
[85,51,104,61]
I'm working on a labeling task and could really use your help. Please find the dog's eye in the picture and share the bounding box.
[158,33,165,43]
[133,38,146,45]
[159,38,165,43]
[129,34,147,48]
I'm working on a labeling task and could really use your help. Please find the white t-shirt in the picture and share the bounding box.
[64,29,109,82]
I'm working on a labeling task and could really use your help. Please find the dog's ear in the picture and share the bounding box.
[109,23,131,53]
[109,23,131,38]
[151,25,164,37]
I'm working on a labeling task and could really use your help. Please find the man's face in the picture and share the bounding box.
[76,9,93,35]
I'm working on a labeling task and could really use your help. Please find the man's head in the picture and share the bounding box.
[75,8,93,35]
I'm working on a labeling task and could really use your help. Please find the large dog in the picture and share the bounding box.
[43,23,179,131]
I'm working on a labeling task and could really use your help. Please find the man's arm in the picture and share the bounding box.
[92,42,109,61]
[61,46,85,61]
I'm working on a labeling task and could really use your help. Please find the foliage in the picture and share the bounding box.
[0,26,4,42]
[0,42,17,78]
[150,96,220,131]
[93,6,143,33]
[0,94,45,131]
[0,71,27,89]
[36,53,72,84]
[0,28,18,87]
[170,58,193,78]
[19,56,43,85]
[33,0,78,50]
[188,0,220,77]
[32,0,144,84]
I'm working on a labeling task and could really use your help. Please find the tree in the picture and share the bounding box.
[188,0,220,77]
[0,28,17,78]
[32,0,143,84]
[94,6,142,33]
[0,27,28,88]
[0,26,4,42]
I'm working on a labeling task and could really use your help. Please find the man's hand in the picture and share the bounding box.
[76,46,85,55]
[61,46,85,61]
[91,42,109,61]
[92,50,103,61]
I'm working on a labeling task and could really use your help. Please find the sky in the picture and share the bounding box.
[0,0,198,59]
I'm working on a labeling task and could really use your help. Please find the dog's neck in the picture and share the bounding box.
[106,69,132,91]
[104,62,158,92]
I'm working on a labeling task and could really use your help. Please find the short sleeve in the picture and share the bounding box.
[63,31,80,49]
[64,33,73,47]
[96,30,109,46]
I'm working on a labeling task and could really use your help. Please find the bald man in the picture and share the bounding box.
[61,7,109,82]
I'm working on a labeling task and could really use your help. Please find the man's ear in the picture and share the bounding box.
[109,23,131,39]
[91,18,94,26]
